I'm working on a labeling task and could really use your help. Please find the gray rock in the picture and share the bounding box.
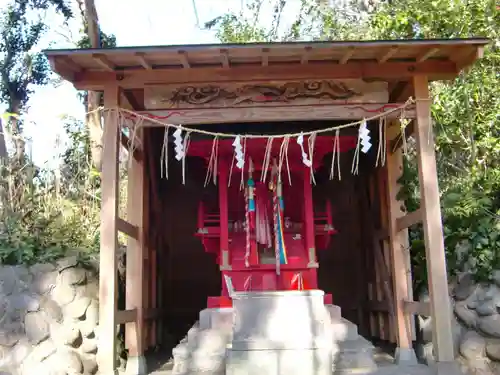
[0,331,20,348]
[485,338,500,361]
[0,339,33,368]
[51,283,76,306]
[56,325,82,347]
[56,256,79,272]
[25,311,50,344]
[60,267,87,286]
[29,263,55,275]
[29,338,56,362]
[493,270,500,288]
[80,339,97,354]
[478,315,500,338]
[455,301,478,328]
[476,300,497,316]
[63,296,91,319]
[54,349,83,374]
[77,281,98,301]
[31,271,57,295]
[460,330,486,360]
[0,267,19,295]
[7,294,39,312]
[81,354,98,375]
[14,266,33,291]
[39,296,63,323]
[454,273,476,300]
[79,301,98,338]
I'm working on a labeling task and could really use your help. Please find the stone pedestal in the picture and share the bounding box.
[226,290,333,375]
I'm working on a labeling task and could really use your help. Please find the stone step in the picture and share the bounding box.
[326,304,342,320]
[331,318,359,341]
[333,338,377,372]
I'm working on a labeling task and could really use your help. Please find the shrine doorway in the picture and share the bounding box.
[144,119,386,351]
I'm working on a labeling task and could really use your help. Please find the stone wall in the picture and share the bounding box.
[0,256,99,375]
[419,272,500,375]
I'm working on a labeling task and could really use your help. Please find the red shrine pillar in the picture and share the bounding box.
[218,163,231,271]
[303,168,318,268]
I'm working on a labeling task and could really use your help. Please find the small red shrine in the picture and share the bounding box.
[189,135,357,308]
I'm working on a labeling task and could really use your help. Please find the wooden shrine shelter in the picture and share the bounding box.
[45,38,488,375]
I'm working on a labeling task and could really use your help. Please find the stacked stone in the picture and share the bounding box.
[0,256,99,375]
[419,271,500,375]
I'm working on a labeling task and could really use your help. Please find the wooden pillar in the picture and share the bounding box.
[218,163,231,270]
[98,84,120,374]
[303,168,317,268]
[125,129,147,373]
[413,75,455,364]
[385,146,416,363]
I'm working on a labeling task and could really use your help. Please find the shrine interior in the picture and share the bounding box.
[141,119,392,352]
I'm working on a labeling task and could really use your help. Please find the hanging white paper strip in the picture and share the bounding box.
[173,128,185,161]
[297,133,312,167]
[359,120,372,154]
[232,135,245,169]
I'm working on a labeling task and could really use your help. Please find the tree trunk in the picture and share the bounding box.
[0,118,8,161]
[83,0,104,171]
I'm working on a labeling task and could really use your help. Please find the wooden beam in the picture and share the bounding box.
[71,60,458,90]
[120,132,143,162]
[220,49,230,68]
[385,145,414,354]
[178,50,191,68]
[389,81,414,102]
[138,103,416,125]
[301,46,312,64]
[97,84,120,374]
[413,75,455,363]
[122,89,145,111]
[396,208,422,232]
[339,47,355,64]
[403,301,431,316]
[135,52,152,70]
[92,53,115,71]
[261,48,269,66]
[117,217,139,239]
[378,46,399,63]
[125,127,145,358]
[416,47,440,63]
[117,308,137,324]
[451,46,484,71]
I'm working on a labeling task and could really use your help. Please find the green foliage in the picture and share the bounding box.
[0,0,72,114]
[0,120,101,265]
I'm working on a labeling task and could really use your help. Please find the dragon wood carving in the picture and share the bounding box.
[164,80,361,106]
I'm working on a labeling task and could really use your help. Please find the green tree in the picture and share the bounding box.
[0,0,73,160]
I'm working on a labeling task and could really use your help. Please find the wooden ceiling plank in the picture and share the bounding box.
[135,52,152,70]
[451,46,484,70]
[261,48,269,66]
[220,49,230,68]
[301,46,313,65]
[92,53,116,71]
[57,55,82,72]
[72,60,458,90]
[339,47,356,64]
[416,47,440,62]
[178,50,191,68]
[378,46,399,63]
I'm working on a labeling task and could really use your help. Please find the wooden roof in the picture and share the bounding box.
[45,38,488,91]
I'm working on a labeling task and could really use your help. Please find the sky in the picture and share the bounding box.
[0,0,303,168]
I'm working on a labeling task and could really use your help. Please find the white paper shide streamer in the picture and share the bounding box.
[297,133,312,167]
[233,135,245,169]
[359,120,372,154]
[173,128,185,161]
